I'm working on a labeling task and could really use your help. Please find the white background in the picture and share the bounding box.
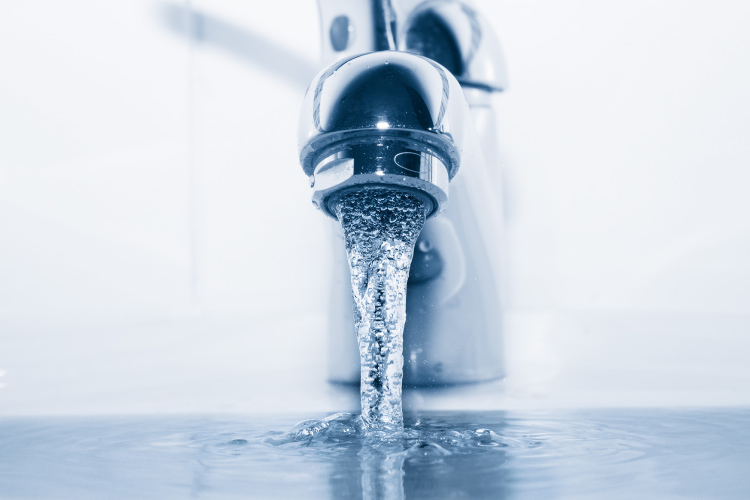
[1,0,749,415]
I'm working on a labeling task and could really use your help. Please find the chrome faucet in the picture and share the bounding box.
[300,0,508,386]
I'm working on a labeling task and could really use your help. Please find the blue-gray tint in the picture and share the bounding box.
[1,409,748,499]
[329,15,352,52]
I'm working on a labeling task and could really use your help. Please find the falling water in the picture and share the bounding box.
[333,187,428,433]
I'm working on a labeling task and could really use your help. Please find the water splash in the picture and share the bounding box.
[333,188,428,433]
[263,412,512,500]
[263,413,513,451]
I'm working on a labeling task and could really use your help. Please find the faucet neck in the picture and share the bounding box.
[317,0,508,92]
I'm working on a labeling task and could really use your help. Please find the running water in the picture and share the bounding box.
[332,187,428,433]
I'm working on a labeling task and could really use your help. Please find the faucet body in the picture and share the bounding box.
[303,0,507,385]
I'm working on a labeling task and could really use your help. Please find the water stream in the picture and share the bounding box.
[332,187,428,433]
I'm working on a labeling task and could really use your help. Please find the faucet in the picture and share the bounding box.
[299,0,508,386]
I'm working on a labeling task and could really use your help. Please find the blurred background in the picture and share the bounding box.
[1,0,749,415]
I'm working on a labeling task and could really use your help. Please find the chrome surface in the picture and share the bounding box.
[317,0,377,65]
[316,0,508,91]
[299,50,469,218]
[309,0,507,385]
[399,0,508,91]
[298,50,468,181]
[328,15,353,52]
[311,140,450,218]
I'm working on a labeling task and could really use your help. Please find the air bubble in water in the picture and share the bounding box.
[333,188,427,433]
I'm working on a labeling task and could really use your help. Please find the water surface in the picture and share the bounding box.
[1,409,748,499]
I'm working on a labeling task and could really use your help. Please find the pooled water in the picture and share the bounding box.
[333,188,428,433]
[2,410,749,499]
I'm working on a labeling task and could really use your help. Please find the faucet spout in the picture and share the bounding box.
[298,51,470,219]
